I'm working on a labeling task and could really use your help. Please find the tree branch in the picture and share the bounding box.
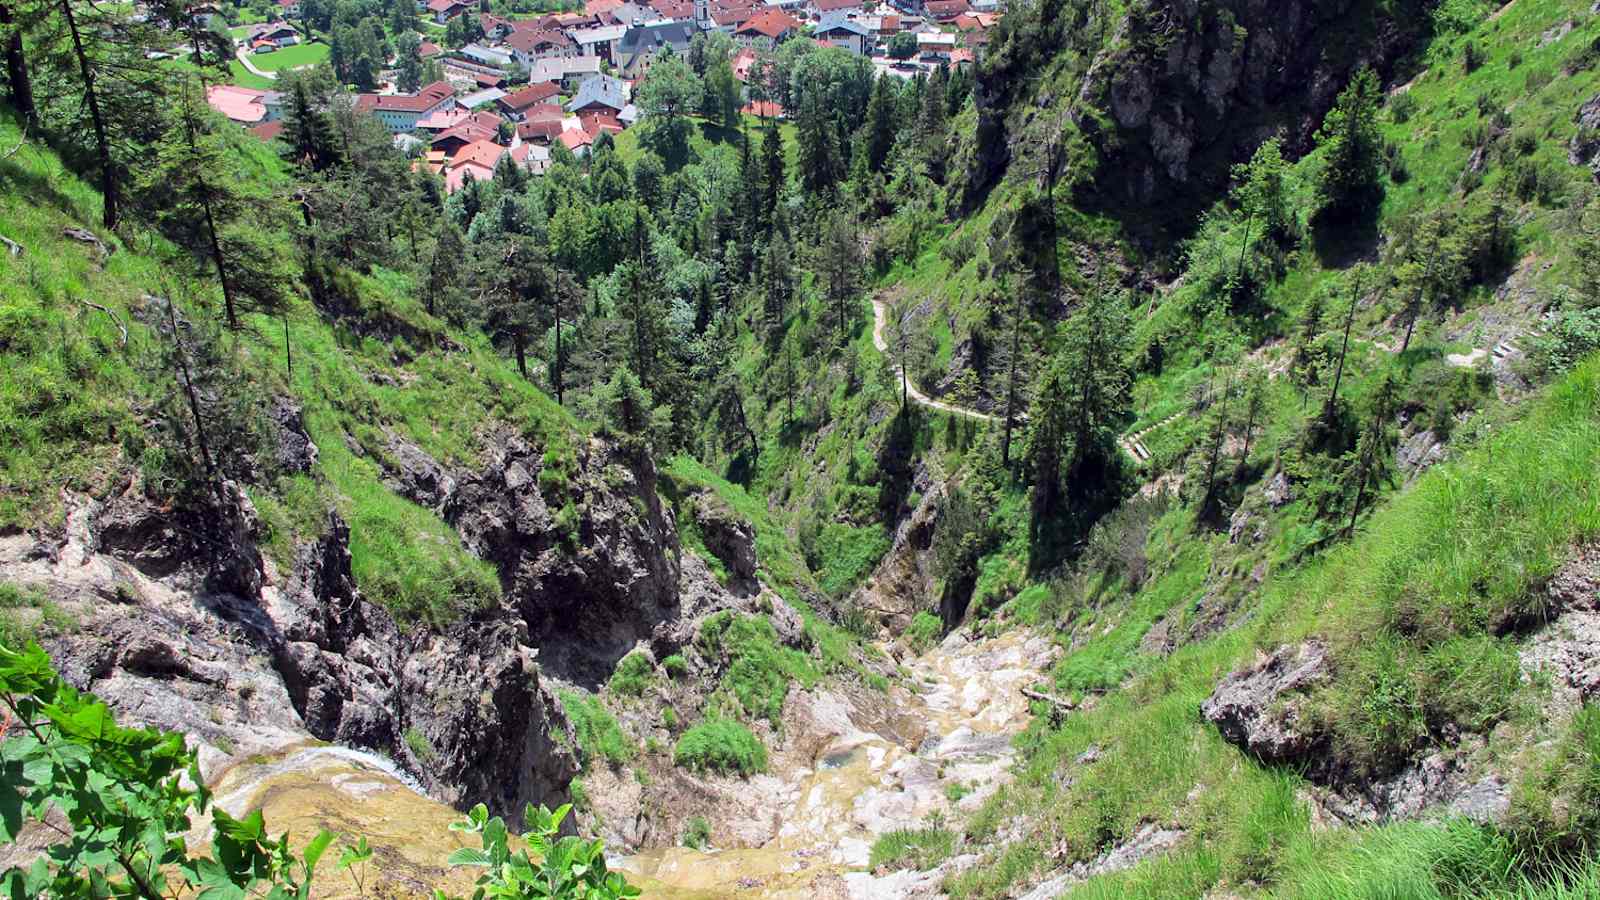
[80,298,128,347]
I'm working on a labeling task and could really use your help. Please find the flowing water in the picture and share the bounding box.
[207,629,1055,899]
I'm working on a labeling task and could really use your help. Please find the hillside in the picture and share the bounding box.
[5,0,1600,897]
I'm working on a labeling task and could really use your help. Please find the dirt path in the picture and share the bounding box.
[234,47,277,80]
[870,297,998,423]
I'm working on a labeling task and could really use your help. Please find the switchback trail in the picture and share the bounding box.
[870,296,1156,464]
[870,297,999,423]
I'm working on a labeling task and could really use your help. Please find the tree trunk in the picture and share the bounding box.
[283,310,292,376]
[200,182,239,328]
[60,0,116,230]
[0,1,36,126]
[553,291,564,406]
[167,299,215,481]
[1234,210,1253,287]
[1399,246,1437,355]
[514,330,527,379]
[1324,274,1360,424]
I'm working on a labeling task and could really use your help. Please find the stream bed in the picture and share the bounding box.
[204,629,1055,899]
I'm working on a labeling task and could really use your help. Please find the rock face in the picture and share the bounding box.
[379,430,684,686]
[1569,93,1600,179]
[854,468,943,634]
[1201,641,1330,765]
[691,492,757,583]
[1070,0,1430,219]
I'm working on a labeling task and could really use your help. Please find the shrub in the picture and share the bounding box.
[681,816,711,849]
[814,522,892,598]
[608,651,654,698]
[560,690,636,769]
[1388,91,1416,124]
[869,828,955,871]
[906,611,943,653]
[695,611,818,724]
[673,719,767,776]
[661,654,688,678]
[1462,40,1485,73]
[403,727,437,763]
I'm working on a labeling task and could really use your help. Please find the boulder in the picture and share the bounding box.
[1201,641,1330,764]
[1570,93,1600,179]
[692,491,757,582]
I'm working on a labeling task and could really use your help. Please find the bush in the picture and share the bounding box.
[1462,40,1485,73]
[1388,91,1416,124]
[560,690,636,769]
[814,522,892,598]
[608,651,654,698]
[673,719,767,776]
[869,827,955,871]
[661,653,688,678]
[403,727,437,762]
[681,816,711,849]
[905,611,943,652]
[695,611,818,724]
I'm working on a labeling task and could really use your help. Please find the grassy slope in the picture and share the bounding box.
[925,1,1600,894]
[0,111,563,626]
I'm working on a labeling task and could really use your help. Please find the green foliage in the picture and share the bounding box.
[672,719,768,776]
[0,583,75,650]
[608,651,655,698]
[905,611,943,653]
[695,611,818,724]
[0,642,333,899]
[681,816,711,849]
[869,827,955,871]
[661,654,688,679]
[814,522,892,598]
[404,726,438,763]
[442,802,638,900]
[1313,67,1386,224]
[559,690,636,770]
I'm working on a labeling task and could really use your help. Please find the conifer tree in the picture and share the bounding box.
[1314,67,1384,224]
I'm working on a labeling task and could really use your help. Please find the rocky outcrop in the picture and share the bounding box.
[1569,93,1600,179]
[1201,641,1330,765]
[1070,0,1431,223]
[691,492,757,583]
[854,468,943,634]
[3,479,581,821]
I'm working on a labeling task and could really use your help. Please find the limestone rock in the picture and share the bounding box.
[1201,641,1330,764]
[691,491,757,582]
[1570,93,1600,179]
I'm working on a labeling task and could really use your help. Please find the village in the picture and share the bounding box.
[202,0,996,192]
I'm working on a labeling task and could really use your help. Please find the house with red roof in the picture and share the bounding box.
[585,0,623,16]
[505,26,576,67]
[558,129,594,156]
[731,46,758,82]
[430,109,504,154]
[354,80,458,132]
[426,0,471,23]
[516,118,565,144]
[418,39,442,58]
[741,100,782,119]
[810,0,861,15]
[496,82,561,121]
[923,0,969,21]
[647,0,691,19]
[734,9,800,47]
[249,120,285,142]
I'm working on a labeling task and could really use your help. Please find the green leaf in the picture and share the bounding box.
[0,762,24,842]
[447,847,493,867]
[301,829,335,873]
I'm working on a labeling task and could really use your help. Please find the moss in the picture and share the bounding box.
[559,690,635,770]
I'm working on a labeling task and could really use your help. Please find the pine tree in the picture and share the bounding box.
[795,88,841,197]
[863,74,897,174]
[1345,369,1400,535]
[918,64,950,181]
[135,79,288,329]
[424,221,465,319]
[282,79,341,172]
[817,211,862,346]
[1314,67,1384,224]
[760,120,785,232]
